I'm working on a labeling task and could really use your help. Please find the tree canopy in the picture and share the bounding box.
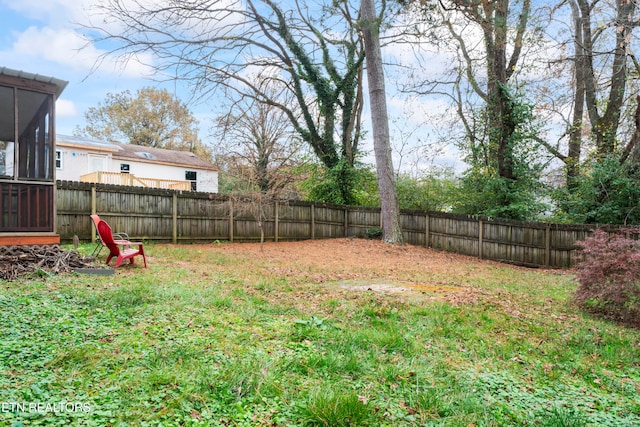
[87,0,366,204]
[81,0,640,225]
[213,79,304,196]
[75,87,211,159]
[399,0,640,223]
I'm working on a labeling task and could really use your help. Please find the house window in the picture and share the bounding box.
[185,170,197,191]
[56,150,63,170]
[120,163,130,173]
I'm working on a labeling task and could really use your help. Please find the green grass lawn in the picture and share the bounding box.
[1,241,639,427]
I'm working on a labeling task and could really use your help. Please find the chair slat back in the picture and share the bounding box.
[97,220,119,255]
[90,214,105,244]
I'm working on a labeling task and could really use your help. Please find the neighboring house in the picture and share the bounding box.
[0,67,67,246]
[56,135,219,193]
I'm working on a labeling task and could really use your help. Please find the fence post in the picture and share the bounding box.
[425,213,430,247]
[344,207,349,237]
[274,201,279,242]
[172,193,178,244]
[311,204,315,240]
[91,185,97,243]
[508,225,513,261]
[545,225,551,267]
[229,199,234,243]
[478,220,483,259]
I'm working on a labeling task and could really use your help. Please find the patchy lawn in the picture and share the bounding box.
[1,238,639,426]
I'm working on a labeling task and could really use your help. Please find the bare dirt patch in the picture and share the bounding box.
[212,238,520,304]
[340,280,467,295]
[219,237,490,276]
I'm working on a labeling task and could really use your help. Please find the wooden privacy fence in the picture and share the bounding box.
[57,181,604,268]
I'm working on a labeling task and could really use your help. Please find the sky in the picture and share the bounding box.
[0,0,170,137]
[0,0,466,175]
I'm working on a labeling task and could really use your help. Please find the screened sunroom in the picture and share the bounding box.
[0,67,67,245]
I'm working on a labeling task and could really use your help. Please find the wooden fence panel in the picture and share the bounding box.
[549,249,571,269]
[431,215,479,238]
[549,227,590,268]
[278,202,309,221]
[174,195,229,242]
[177,217,224,242]
[97,190,173,216]
[400,212,426,246]
[480,222,548,266]
[277,203,307,239]
[56,183,93,240]
[232,215,256,240]
[277,203,312,240]
[430,233,479,257]
[133,215,172,240]
[312,204,346,238]
[277,221,312,241]
[56,181,626,268]
[179,195,228,219]
[346,208,379,237]
[428,215,479,256]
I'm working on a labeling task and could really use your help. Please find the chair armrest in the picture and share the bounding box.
[117,240,144,249]
[113,232,130,240]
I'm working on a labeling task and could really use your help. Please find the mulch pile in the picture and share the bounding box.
[0,245,97,281]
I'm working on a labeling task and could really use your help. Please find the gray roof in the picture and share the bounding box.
[0,67,68,98]
[111,141,218,171]
[56,134,119,151]
[57,134,218,171]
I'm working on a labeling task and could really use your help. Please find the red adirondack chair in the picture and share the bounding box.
[90,214,130,257]
[96,219,147,268]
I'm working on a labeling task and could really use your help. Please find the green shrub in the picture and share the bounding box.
[553,155,640,225]
[361,228,382,239]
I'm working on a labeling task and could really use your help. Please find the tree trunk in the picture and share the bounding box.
[360,0,403,244]
[567,0,585,191]
[580,0,636,158]
[621,95,640,166]
[485,0,516,181]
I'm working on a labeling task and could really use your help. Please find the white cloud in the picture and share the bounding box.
[55,98,77,118]
[0,0,90,28]
[9,26,155,78]
[0,0,156,78]
[13,26,89,68]
[83,0,246,42]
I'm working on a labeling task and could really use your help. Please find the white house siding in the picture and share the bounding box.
[56,146,116,181]
[115,158,218,193]
[56,136,218,193]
